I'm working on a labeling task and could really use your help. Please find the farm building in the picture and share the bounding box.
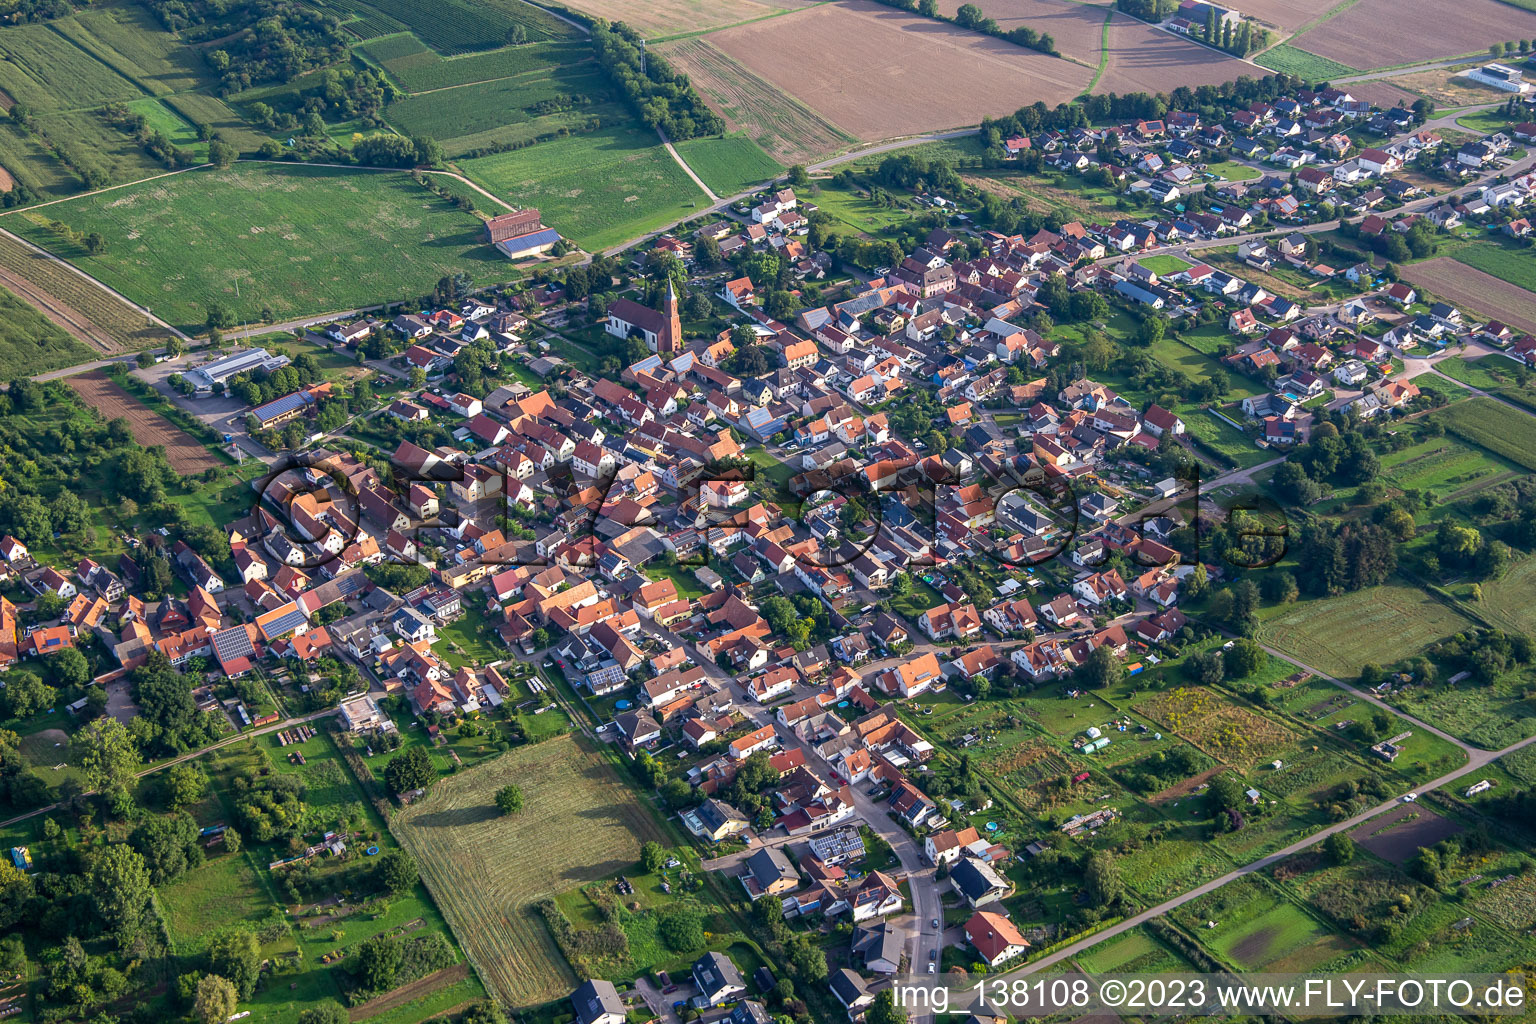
[185,348,291,394]
[487,208,562,259]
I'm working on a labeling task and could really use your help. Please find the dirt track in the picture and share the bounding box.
[345,963,471,1021]
[0,260,119,354]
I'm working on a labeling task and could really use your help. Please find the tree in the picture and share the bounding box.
[130,811,204,884]
[658,906,705,951]
[1080,644,1123,690]
[194,974,238,1024]
[208,928,260,999]
[1187,648,1225,685]
[375,849,418,896]
[866,990,908,1024]
[1224,638,1265,679]
[0,671,54,720]
[494,783,524,816]
[355,935,403,992]
[208,139,236,167]
[222,827,243,854]
[1324,831,1355,865]
[79,718,140,795]
[640,840,666,874]
[384,745,434,795]
[1207,773,1246,817]
[1084,850,1123,907]
[297,1002,350,1024]
[90,844,152,948]
[45,647,88,688]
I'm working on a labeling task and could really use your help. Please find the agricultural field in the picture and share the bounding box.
[67,371,223,474]
[1377,434,1523,504]
[4,163,509,331]
[1253,43,1357,78]
[366,36,590,92]
[1257,578,1479,678]
[392,735,670,1008]
[1292,0,1536,69]
[459,124,710,251]
[1477,555,1536,638]
[1399,256,1536,333]
[1213,0,1340,33]
[703,1,1091,143]
[670,134,784,196]
[56,3,209,95]
[0,280,100,376]
[656,38,857,162]
[1438,396,1536,473]
[1094,14,1256,94]
[1341,78,1422,110]
[0,22,141,112]
[323,0,577,54]
[934,0,1112,66]
[1074,926,1198,975]
[556,0,788,36]
[384,61,616,156]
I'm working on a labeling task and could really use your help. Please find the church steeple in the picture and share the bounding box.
[659,276,681,354]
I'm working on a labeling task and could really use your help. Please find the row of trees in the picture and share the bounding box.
[590,20,724,140]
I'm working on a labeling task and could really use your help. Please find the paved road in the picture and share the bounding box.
[998,728,1536,982]
[629,617,946,983]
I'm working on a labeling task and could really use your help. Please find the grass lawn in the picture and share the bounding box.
[806,184,930,237]
[1253,44,1358,80]
[647,558,709,600]
[1453,109,1514,133]
[459,124,710,251]
[4,163,510,332]
[435,602,503,668]
[1257,578,1479,680]
[1140,254,1192,275]
[672,134,784,196]
[1183,407,1271,468]
[1203,161,1262,182]
[392,735,670,1008]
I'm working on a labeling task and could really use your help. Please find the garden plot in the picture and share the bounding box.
[1349,804,1463,864]
[1134,686,1295,767]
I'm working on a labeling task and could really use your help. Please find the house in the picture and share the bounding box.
[830,969,875,1017]
[850,870,905,921]
[965,910,1031,967]
[1141,404,1183,438]
[851,920,905,975]
[741,846,798,899]
[1384,282,1416,306]
[692,952,747,1008]
[571,979,626,1024]
[951,855,1011,907]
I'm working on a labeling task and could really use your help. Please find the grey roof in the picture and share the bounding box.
[852,919,906,966]
[830,968,870,1005]
[572,979,625,1024]
[693,950,744,997]
[745,845,796,888]
[951,856,1007,901]
[731,1001,773,1024]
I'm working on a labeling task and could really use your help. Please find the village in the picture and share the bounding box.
[1,35,1536,1024]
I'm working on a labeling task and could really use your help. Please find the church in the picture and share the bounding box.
[605,278,682,354]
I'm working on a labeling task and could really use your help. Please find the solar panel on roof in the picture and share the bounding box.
[260,608,307,640]
[212,627,254,661]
